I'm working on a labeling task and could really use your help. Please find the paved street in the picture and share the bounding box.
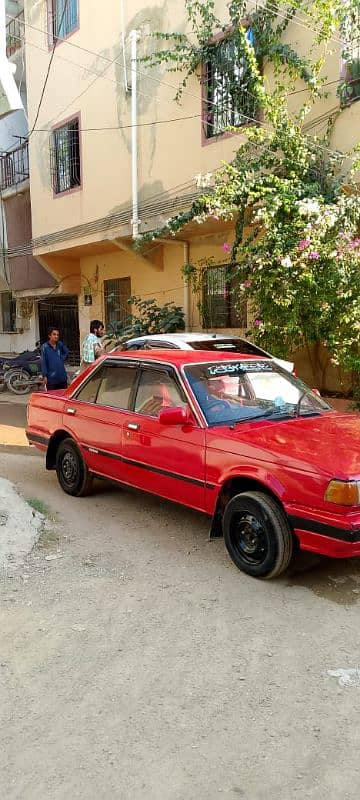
[0,405,360,799]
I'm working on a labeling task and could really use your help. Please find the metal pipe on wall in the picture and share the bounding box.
[129,29,140,239]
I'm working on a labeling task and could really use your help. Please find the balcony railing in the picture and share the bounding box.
[0,140,29,191]
[6,10,25,58]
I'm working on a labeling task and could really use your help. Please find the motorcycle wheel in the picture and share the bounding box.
[6,368,32,395]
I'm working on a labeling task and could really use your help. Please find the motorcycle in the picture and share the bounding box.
[0,343,42,395]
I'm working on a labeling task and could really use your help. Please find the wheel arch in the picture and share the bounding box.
[210,474,287,538]
[46,429,73,470]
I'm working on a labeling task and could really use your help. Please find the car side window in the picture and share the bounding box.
[96,365,138,409]
[134,369,186,417]
[74,370,104,403]
[147,341,177,350]
[126,342,144,351]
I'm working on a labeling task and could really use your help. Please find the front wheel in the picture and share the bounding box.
[223,491,293,578]
[56,438,93,497]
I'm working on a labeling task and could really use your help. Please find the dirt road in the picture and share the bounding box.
[1,448,360,799]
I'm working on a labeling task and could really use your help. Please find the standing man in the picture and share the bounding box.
[80,319,105,371]
[41,328,69,390]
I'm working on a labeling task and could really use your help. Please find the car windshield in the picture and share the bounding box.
[190,339,266,356]
[184,360,332,426]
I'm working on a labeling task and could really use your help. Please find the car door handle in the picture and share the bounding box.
[66,408,76,415]
[127,422,140,431]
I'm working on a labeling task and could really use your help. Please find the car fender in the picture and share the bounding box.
[207,463,288,538]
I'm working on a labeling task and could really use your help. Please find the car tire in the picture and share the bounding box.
[56,438,93,497]
[223,491,293,578]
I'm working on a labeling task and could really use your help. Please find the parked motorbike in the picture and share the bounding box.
[0,342,42,395]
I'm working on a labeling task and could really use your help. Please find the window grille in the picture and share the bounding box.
[202,265,247,328]
[0,140,29,191]
[50,118,81,194]
[343,4,360,104]
[204,28,260,138]
[6,10,25,58]
[104,278,132,330]
[52,0,78,41]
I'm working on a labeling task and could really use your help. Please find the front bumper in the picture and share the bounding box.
[287,507,360,558]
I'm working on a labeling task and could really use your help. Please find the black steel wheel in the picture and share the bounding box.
[223,491,293,578]
[56,438,93,497]
[6,368,32,395]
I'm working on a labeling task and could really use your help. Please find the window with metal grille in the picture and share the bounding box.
[50,118,81,195]
[342,5,360,104]
[52,0,78,41]
[202,265,247,329]
[204,28,259,139]
[104,278,132,330]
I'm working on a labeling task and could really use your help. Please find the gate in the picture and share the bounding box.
[38,295,80,365]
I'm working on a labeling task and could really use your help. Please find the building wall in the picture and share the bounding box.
[79,243,187,342]
[4,190,56,289]
[22,1,360,382]
[25,0,360,249]
[25,0,252,246]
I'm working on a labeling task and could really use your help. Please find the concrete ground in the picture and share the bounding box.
[1,404,360,799]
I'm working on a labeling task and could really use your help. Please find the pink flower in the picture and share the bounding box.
[254,319,262,327]
[243,280,252,288]
[298,239,310,250]
[222,243,232,253]
[308,251,320,259]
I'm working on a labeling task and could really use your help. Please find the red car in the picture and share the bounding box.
[27,350,360,579]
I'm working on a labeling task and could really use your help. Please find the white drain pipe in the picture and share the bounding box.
[130,29,140,239]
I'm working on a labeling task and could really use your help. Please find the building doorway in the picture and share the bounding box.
[38,295,80,365]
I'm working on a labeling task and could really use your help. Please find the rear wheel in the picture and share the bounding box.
[56,438,93,497]
[6,368,32,394]
[223,491,293,578]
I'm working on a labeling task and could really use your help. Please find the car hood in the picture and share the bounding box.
[210,411,360,479]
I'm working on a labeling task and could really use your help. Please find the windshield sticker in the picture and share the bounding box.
[207,361,273,376]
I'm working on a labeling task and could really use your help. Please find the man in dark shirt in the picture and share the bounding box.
[40,328,69,390]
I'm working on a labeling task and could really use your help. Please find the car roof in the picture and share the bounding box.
[105,349,270,366]
[127,332,245,343]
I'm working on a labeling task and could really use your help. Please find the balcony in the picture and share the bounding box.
[6,9,25,59]
[0,140,29,191]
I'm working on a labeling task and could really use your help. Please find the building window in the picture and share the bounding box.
[342,5,360,104]
[204,28,259,139]
[0,291,16,332]
[50,118,81,194]
[202,265,247,329]
[104,278,132,331]
[51,0,78,41]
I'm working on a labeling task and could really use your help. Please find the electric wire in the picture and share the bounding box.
[27,0,72,138]
[9,11,347,158]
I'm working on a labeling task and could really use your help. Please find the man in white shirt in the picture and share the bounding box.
[80,319,104,371]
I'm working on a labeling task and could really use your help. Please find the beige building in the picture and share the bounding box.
[14,0,360,374]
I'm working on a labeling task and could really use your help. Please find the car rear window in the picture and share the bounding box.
[190,339,268,356]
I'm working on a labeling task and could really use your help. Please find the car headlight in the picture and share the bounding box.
[325,480,360,506]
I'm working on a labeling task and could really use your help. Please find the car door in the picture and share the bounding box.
[63,360,139,481]
[121,364,207,511]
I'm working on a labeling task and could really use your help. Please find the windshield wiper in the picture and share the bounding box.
[230,408,294,427]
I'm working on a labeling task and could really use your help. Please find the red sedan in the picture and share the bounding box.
[27,350,360,579]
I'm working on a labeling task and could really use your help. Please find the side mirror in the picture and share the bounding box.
[159,406,189,426]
